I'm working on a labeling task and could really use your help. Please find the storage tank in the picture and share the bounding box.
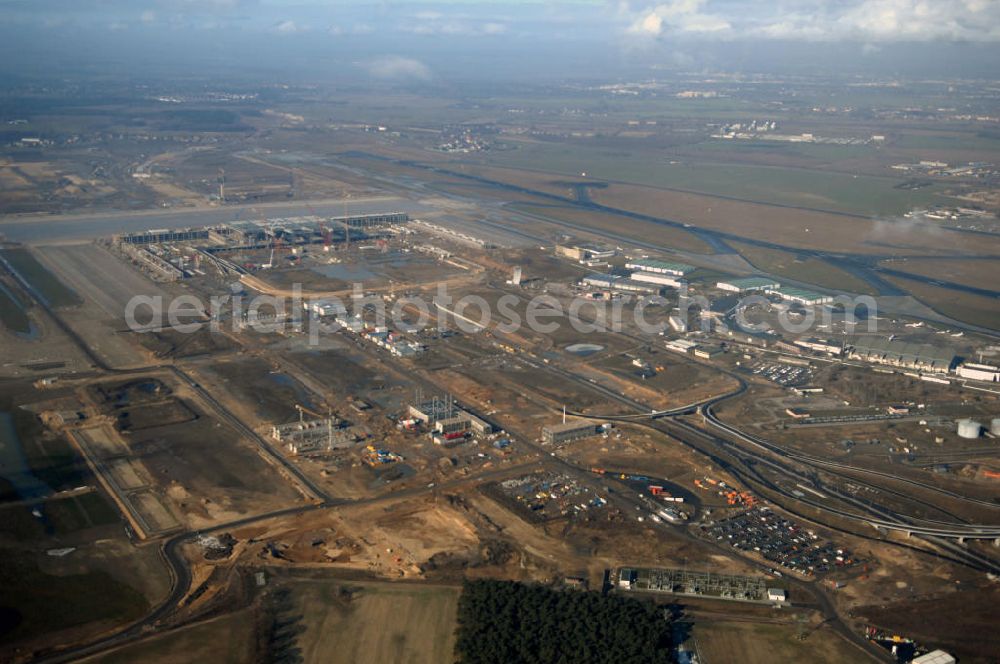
[956,418,982,439]
[991,418,1000,436]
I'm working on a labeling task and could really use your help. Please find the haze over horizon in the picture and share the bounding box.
[1,0,999,82]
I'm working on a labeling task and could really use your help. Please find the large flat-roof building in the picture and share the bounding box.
[849,338,955,373]
[542,419,606,444]
[911,651,956,664]
[630,271,685,288]
[625,258,695,277]
[716,277,781,293]
[557,243,617,261]
[957,363,1000,382]
[765,286,834,306]
[581,274,660,294]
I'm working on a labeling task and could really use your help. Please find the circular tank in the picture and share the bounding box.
[991,418,1000,437]
[956,418,982,439]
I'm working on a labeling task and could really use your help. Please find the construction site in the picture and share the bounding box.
[3,188,1000,664]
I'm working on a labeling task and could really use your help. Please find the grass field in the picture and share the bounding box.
[475,141,949,217]
[883,274,1000,331]
[86,610,257,664]
[879,257,1000,292]
[727,240,879,296]
[692,620,867,664]
[293,579,460,664]
[0,247,82,308]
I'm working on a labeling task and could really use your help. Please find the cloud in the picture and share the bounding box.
[628,0,730,37]
[623,0,1000,41]
[140,10,156,24]
[402,16,510,37]
[272,19,299,34]
[364,55,432,81]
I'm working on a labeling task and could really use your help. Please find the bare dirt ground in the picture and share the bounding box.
[231,496,485,578]
[30,244,168,368]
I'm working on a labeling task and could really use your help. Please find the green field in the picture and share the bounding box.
[475,142,949,217]
[894,132,1000,152]
[0,248,81,308]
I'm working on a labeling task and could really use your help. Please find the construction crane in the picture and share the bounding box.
[303,201,333,253]
[262,236,277,269]
[294,403,330,422]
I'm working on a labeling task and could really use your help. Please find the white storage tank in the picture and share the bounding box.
[956,418,982,439]
[991,418,1000,436]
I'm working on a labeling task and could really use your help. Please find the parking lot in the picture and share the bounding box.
[484,472,607,522]
[749,362,812,387]
[701,505,860,577]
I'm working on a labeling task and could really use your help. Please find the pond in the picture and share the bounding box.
[565,343,605,357]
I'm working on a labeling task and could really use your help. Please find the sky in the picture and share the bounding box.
[1,1,999,81]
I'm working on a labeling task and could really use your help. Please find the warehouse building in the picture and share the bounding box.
[542,419,606,444]
[307,299,347,318]
[557,243,617,261]
[716,277,781,293]
[581,274,660,294]
[694,345,725,360]
[630,271,685,288]
[956,362,1000,382]
[765,286,834,306]
[848,338,955,373]
[794,338,843,356]
[911,650,956,664]
[625,258,695,277]
[582,273,618,288]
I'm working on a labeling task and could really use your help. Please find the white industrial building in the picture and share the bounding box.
[582,273,617,288]
[307,299,347,318]
[848,338,955,373]
[625,258,695,277]
[957,362,1000,382]
[618,568,637,588]
[665,339,699,354]
[766,588,787,602]
[794,338,843,356]
[911,650,955,664]
[581,274,660,294]
[764,286,833,306]
[630,271,685,288]
[716,277,781,293]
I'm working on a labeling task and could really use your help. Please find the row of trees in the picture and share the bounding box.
[455,579,674,664]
